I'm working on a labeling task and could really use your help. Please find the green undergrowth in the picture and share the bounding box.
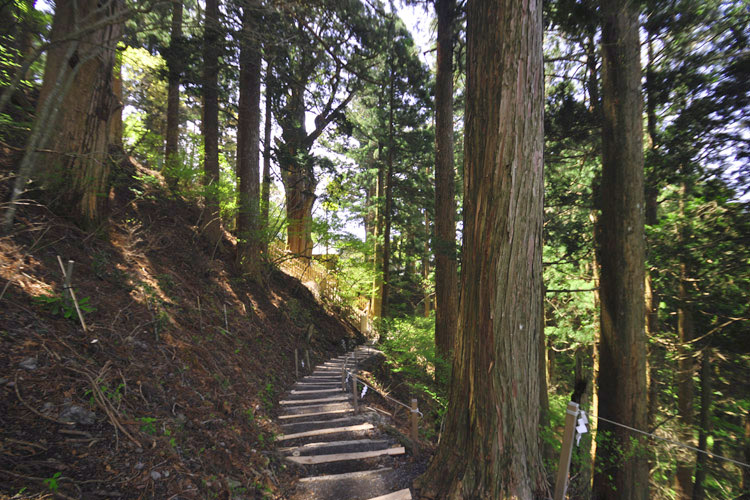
[378,314,448,442]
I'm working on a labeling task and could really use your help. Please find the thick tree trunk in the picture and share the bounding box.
[30,0,124,229]
[164,0,183,189]
[235,0,262,279]
[261,61,272,255]
[202,0,223,247]
[592,0,649,498]
[417,0,546,496]
[692,350,711,500]
[433,0,459,362]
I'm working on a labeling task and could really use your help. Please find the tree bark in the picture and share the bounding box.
[433,0,459,362]
[371,144,384,318]
[423,207,431,318]
[741,407,750,499]
[592,0,649,497]
[381,55,395,319]
[27,0,124,229]
[202,0,223,247]
[164,0,183,190]
[417,0,546,496]
[235,0,263,279]
[692,349,711,500]
[675,181,696,499]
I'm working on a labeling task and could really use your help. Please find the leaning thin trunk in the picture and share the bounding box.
[3,0,124,231]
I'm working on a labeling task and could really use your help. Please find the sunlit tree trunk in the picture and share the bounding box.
[592,0,649,497]
[20,0,124,229]
[417,0,546,496]
[202,0,223,247]
[164,0,183,189]
[434,0,459,362]
[236,0,262,279]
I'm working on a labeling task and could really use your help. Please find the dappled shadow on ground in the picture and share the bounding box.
[0,154,362,498]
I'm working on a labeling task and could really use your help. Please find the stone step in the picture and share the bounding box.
[280,394,350,405]
[278,408,355,422]
[280,415,367,434]
[367,489,412,500]
[280,402,353,415]
[278,423,374,442]
[291,468,406,500]
[279,439,391,456]
[286,446,405,465]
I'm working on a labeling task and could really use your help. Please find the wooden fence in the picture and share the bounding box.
[269,242,373,336]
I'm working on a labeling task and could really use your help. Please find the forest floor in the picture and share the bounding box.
[0,149,427,499]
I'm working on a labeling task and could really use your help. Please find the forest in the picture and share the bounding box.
[0,0,749,499]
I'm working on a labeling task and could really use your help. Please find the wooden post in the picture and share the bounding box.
[56,256,87,332]
[341,367,346,391]
[294,349,299,379]
[554,401,580,500]
[352,372,358,413]
[410,398,419,449]
[305,349,311,373]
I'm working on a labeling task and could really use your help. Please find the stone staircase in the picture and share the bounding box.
[277,346,413,500]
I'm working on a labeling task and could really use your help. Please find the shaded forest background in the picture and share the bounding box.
[1,0,749,498]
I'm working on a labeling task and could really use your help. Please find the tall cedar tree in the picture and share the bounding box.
[164,0,183,190]
[592,0,649,497]
[433,0,459,362]
[417,0,546,496]
[202,0,223,246]
[235,0,263,278]
[9,0,125,229]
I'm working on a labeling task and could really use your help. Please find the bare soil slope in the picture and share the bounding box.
[0,152,363,499]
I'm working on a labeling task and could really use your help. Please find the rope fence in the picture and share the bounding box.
[554,400,750,500]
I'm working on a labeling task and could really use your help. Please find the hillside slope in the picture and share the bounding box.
[0,153,363,499]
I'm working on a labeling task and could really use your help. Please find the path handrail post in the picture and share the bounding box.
[352,372,359,413]
[410,398,419,452]
[294,349,299,379]
[554,401,580,500]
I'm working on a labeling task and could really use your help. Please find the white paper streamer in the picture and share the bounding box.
[576,410,589,446]
[360,385,368,398]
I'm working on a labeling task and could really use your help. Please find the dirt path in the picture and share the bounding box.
[276,346,413,500]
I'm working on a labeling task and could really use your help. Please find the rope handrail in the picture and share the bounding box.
[344,368,423,417]
[588,412,750,470]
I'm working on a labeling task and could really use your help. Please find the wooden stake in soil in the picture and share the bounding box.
[56,256,87,332]
[554,401,580,500]
[305,349,311,373]
[295,349,299,379]
[410,398,419,451]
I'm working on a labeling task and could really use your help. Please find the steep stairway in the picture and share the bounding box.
[277,346,413,500]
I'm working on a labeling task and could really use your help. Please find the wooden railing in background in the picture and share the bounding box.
[269,242,373,336]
